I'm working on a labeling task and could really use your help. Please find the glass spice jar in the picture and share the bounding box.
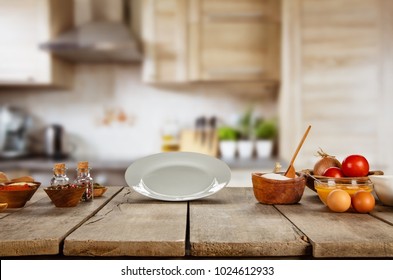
[161,117,180,152]
[50,163,69,189]
[74,161,94,202]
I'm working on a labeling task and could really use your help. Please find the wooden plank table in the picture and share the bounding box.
[189,187,311,257]
[63,187,188,257]
[276,188,393,258]
[0,186,123,256]
[1,186,393,258]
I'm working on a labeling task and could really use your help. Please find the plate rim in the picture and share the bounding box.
[125,152,231,201]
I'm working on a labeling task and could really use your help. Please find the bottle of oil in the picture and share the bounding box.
[74,161,93,202]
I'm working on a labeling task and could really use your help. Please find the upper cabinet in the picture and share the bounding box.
[0,0,73,87]
[142,0,281,83]
[142,0,188,83]
[189,0,281,82]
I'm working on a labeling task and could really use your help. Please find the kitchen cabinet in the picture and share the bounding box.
[141,0,281,83]
[142,0,188,83]
[279,0,393,172]
[0,0,73,87]
[189,0,281,82]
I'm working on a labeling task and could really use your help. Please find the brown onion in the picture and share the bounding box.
[313,148,342,176]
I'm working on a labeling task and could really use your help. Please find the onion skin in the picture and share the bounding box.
[313,149,342,176]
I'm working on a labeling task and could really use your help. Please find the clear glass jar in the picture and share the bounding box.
[161,117,180,152]
[50,163,69,188]
[74,161,93,202]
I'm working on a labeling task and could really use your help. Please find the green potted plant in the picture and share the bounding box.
[254,118,278,158]
[217,126,239,159]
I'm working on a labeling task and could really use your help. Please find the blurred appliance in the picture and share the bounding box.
[0,106,32,158]
[39,0,142,63]
[45,124,74,159]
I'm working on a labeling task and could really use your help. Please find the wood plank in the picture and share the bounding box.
[380,0,393,173]
[279,0,393,172]
[63,187,187,257]
[371,205,393,226]
[189,187,311,257]
[276,188,393,258]
[0,186,123,257]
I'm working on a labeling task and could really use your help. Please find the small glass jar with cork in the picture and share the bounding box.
[50,163,70,189]
[74,161,94,202]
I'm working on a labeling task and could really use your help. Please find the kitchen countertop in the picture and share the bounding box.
[1,187,393,259]
[0,157,132,171]
[0,156,282,171]
[4,156,386,189]
[0,156,282,188]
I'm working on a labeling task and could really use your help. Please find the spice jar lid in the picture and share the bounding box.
[54,163,66,175]
[77,161,89,169]
[54,163,66,169]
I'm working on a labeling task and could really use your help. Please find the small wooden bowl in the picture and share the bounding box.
[0,182,41,208]
[93,187,107,197]
[252,172,306,204]
[44,187,85,207]
[0,202,8,212]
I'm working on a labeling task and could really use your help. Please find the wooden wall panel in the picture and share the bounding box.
[280,0,392,171]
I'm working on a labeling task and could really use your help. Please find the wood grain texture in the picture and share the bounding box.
[280,0,393,172]
[190,0,281,81]
[276,188,393,258]
[0,186,122,256]
[63,187,187,257]
[142,0,188,83]
[379,0,393,173]
[144,0,280,83]
[371,205,393,226]
[189,187,311,257]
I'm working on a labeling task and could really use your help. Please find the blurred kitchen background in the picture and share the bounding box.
[0,0,392,186]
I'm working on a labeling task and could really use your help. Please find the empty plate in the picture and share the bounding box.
[125,152,231,201]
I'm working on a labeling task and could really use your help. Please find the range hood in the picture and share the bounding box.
[40,0,142,63]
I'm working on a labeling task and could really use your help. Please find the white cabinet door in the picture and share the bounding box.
[0,0,72,86]
[0,0,50,84]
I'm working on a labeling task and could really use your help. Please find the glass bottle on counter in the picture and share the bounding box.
[161,117,180,152]
[74,161,94,202]
[50,163,69,188]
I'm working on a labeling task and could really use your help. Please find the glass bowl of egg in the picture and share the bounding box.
[252,172,306,204]
[314,177,373,205]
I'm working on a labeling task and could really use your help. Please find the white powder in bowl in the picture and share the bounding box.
[261,173,293,180]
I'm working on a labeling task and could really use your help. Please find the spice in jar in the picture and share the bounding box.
[74,161,94,202]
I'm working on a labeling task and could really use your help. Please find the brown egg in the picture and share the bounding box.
[352,191,375,213]
[327,189,351,212]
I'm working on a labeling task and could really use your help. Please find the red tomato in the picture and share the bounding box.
[323,167,344,178]
[351,191,375,213]
[341,155,369,177]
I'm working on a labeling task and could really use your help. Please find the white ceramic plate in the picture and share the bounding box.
[125,152,231,201]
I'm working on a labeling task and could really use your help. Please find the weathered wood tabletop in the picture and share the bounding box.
[63,187,187,257]
[189,188,310,257]
[1,186,393,259]
[0,187,123,256]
